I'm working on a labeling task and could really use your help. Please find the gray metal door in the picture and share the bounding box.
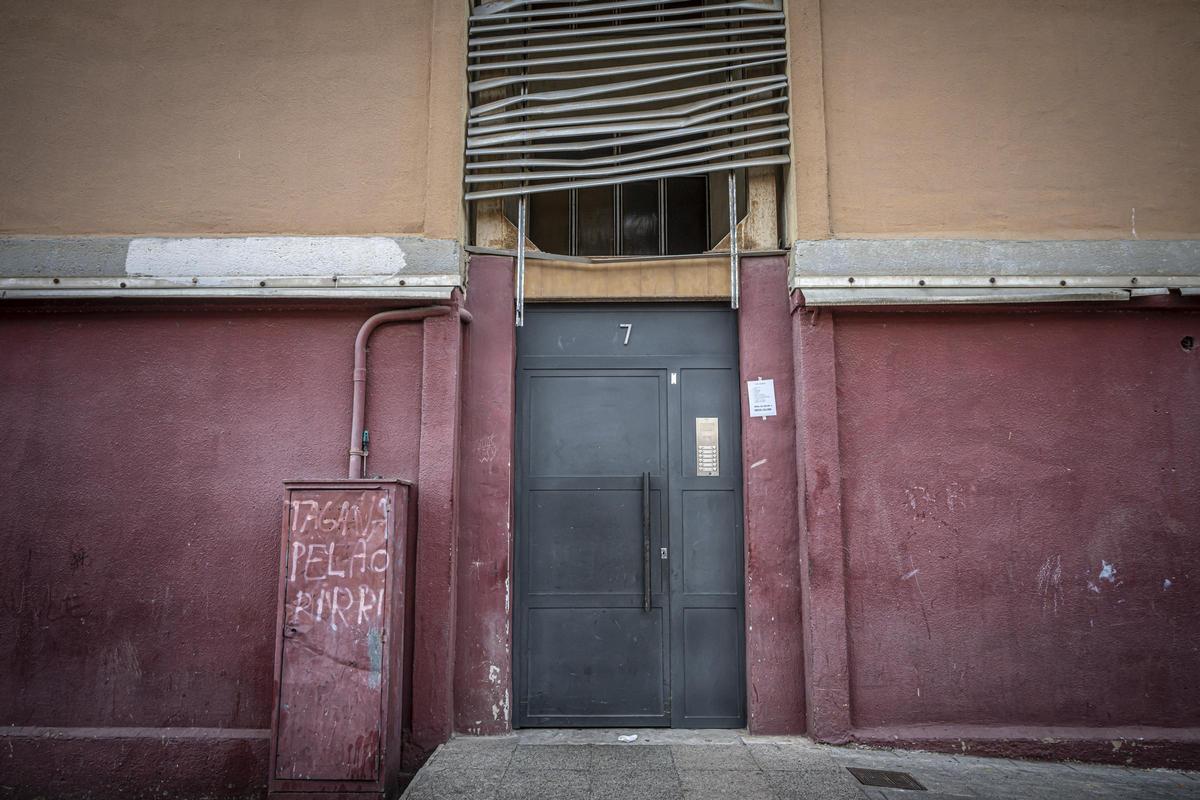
[515,305,745,728]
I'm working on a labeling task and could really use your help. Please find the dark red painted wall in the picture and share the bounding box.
[454,256,516,735]
[798,302,1200,764]
[0,301,445,796]
[409,306,466,759]
[737,257,807,733]
[4,288,1197,793]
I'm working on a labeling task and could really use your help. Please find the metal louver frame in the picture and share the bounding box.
[466,0,791,323]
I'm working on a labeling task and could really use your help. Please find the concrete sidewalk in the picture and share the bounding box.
[400,730,1198,799]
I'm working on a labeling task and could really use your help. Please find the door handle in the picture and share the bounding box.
[642,471,651,612]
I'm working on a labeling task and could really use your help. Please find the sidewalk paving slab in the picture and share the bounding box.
[400,730,1199,800]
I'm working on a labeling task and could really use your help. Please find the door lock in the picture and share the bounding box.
[660,547,669,560]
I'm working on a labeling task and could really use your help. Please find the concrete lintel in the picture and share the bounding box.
[791,239,1200,281]
[0,235,464,281]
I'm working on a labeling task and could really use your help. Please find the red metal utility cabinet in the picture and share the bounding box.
[269,480,412,800]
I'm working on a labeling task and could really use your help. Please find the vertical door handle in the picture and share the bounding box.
[642,471,651,612]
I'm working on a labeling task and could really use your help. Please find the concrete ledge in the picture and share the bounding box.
[791,239,1200,278]
[791,239,1200,304]
[0,235,464,299]
[0,235,464,288]
[847,724,1200,770]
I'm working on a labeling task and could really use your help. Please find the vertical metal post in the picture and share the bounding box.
[516,194,527,327]
[728,172,739,309]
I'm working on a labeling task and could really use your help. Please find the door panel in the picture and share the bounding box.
[518,367,669,726]
[516,305,743,728]
[518,305,737,358]
[681,491,740,595]
[527,488,663,596]
[525,607,667,721]
[671,364,746,727]
[528,373,662,477]
[682,607,743,720]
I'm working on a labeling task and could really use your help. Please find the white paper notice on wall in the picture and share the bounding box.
[747,378,777,419]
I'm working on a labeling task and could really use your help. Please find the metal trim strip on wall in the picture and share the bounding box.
[792,275,1200,290]
[0,274,460,301]
[797,288,1135,306]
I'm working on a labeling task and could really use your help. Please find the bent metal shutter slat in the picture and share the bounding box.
[465,0,791,202]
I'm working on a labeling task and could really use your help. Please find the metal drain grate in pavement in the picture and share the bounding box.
[846,767,927,790]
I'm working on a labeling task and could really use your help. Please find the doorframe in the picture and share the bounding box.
[510,302,747,729]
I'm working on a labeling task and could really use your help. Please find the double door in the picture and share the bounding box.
[514,305,745,728]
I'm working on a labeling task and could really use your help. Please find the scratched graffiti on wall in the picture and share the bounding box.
[285,494,389,633]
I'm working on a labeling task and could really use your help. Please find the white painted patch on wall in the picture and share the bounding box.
[1163,579,1173,591]
[1099,560,1117,583]
[125,236,407,277]
[750,459,768,470]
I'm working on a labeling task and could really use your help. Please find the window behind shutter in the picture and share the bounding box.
[466,0,790,322]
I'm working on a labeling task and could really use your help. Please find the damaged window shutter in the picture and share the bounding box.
[465,0,791,201]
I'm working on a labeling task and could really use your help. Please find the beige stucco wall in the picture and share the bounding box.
[795,0,1200,240]
[0,0,466,238]
[5,2,1197,243]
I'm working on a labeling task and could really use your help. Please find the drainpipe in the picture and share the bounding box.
[349,305,473,479]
